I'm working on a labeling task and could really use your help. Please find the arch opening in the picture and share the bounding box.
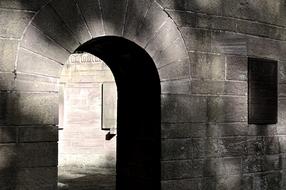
[58,52,117,189]
[65,36,161,190]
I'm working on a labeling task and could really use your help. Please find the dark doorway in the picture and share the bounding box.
[75,36,161,190]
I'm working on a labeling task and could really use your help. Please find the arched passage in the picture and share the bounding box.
[76,36,161,190]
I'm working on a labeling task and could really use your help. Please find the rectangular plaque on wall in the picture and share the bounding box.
[101,82,117,132]
[248,58,278,124]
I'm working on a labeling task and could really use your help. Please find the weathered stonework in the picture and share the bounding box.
[0,0,286,189]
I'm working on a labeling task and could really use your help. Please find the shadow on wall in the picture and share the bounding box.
[0,85,59,189]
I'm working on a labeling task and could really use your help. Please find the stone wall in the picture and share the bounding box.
[160,0,286,189]
[0,0,286,189]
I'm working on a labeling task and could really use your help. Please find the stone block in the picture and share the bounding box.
[161,79,191,95]
[159,0,223,15]
[242,175,254,190]
[123,0,154,39]
[242,156,265,173]
[264,155,282,171]
[181,27,211,52]
[211,31,247,55]
[192,138,206,158]
[51,0,91,43]
[21,25,70,63]
[146,19,183,58]
[134,2,168,47]
[0,167,18,189]
[17,48,63,78]
[236,19,277,39]
[197,14,237,32]
[279,61,286,83]
[219,137,247,157]
[100,0,127,36]
[166,10,197,28]
[226,55,248,81]
[207,96,247,122]
[278,99,286,125]
[0,144,17,169]
[76,0,104,37]
[17,142,57,167]
[265,137,280,155]
[204,157,241,176]
[6,92,59,125]
[32,5,80,52]
[161,139,192,161]
[0,92,9,125]
[0,9,33,38]
[0,0,49,11]
[161,123,207,139]
[279,83,286,97]
[189,52,225,80]
[16,167,57,190]
[247,137,266,156]
[15,74,59,92]
[18,126,58,143]
[0,39,18,72]
[216,175,241,190]
[158,58,190,80]
[191,81,247,96]
[162,178,202,190]
[156,0,184,10]
[248,124,277,136]
[153,37,188,68]
[0,127,17,143]
[207,123,248,137]
[223,0,283,26]
[247,36,281,60]
[0,73,15,91]
[161,159,203,180]
[161,95,207,123]
[253,172,282,190]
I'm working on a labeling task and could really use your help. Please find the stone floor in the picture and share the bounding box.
[58,166,116,190]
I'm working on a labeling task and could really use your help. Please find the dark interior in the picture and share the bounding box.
[76,36,161,190]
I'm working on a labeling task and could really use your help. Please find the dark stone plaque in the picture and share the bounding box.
[248,58,277,124]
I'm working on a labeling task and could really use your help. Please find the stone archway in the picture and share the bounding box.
[0,0,189,189]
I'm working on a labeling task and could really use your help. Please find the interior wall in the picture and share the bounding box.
[59,53,116,170]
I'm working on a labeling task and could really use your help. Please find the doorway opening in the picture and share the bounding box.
[58,52,117,189]
[58,36,161,190]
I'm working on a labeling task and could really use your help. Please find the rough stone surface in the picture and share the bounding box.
[0,39,18,72]
[17,47,63,78]
[123,0,153,39]
[161,95,207,123]
[50,0,91,44]
[0,9,33,38]
[189,52,225,80]
[0,127,17,143]
[208,96,247,122]
[18,126,58,143]
[1,0,286,189]
[158,58,190,80]
[6,93,59,125]
[100,0,127,36]
[17,142,58,167]
[32,5,80,52]
[191,80,247,96]
[21,25,70,63]
[0,0,49,11]
[15,74,59,92]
